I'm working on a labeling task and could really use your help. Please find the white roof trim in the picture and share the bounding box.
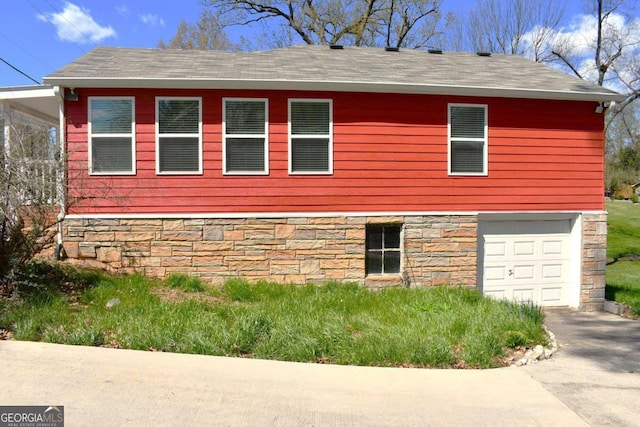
[42,77,625,102]
[0,85,57,100]
[64,210,605,220]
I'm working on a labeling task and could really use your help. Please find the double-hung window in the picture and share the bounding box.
[88,97,135,174]
[223,99,268,174]
[365,224,402,275]
[448,104,488,175]
[156,98,202,174]
[289,99,332,174]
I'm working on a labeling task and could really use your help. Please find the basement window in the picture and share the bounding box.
[366,224,402,275]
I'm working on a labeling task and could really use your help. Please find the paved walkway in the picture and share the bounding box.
[1,309,638,426]
[523,309,640,427]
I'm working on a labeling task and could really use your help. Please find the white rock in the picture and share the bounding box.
[106,298,120,309]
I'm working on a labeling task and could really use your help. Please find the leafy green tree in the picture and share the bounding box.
[619,146,639,171]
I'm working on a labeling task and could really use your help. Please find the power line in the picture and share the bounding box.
[0,31,54,71]
[45,0,91,50]
[0,56,41,85]
[25,0,86,55]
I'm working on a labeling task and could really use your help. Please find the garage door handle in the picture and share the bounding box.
[508,269,514,276]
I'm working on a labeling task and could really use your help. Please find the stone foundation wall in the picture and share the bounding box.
[62,215,478,288]
[581,213,608,311]
[62,213,607,310]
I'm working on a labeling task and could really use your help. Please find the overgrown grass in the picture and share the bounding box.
[1,267,547,368]
[606,200,640,314]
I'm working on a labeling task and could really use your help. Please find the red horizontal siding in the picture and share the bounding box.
[65,88,605,215]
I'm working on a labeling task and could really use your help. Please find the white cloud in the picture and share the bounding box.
[140,14,165,28]
[38,2,116,44]
[522,12,640,90]
[116,5,130,17]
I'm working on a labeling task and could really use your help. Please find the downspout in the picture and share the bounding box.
[54,86,66,260]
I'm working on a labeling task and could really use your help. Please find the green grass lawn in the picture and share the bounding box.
[0,265,547,368]
[606,200,640,315]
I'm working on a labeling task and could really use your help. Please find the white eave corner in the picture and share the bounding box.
[0,84,57,100]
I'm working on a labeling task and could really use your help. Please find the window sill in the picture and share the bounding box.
[365,274,403,289]
[289,171,333,176]
[448,172,488,176]
[156,171,204,176]
[90,171,136,176]
[223,171,269,176]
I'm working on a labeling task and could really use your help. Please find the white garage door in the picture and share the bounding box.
[480,219,573,307]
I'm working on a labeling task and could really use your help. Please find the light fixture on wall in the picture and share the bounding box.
[595,101,611,114]
[65,88,78,101]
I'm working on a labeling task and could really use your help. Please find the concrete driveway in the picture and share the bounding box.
[1,340,584,427]
[523,309,640,426]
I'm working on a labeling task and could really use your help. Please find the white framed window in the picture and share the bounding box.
[365,224,402,275]
[156,97,202,174]
[289,99,333,174]
[88,97,135,175]
[448,104,488,175]
[223,98,268,175]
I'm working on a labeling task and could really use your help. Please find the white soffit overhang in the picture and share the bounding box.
[42,77,626,103]
[0,85,59,123]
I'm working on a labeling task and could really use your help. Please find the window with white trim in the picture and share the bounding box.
[289,99,332,174]
[448,104,487,175]
[156,98,202,174]
[366,224,402,275]
[223,99,268,174]
[89,97,135,174]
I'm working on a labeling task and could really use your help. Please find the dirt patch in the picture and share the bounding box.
[151,287,224,305]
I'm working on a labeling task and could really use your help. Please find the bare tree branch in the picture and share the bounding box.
[202,0,445,48]
[551,49,584,79]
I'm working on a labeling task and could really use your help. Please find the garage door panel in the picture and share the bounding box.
[513,288,536,302]
[512,264,535,280]
[485,241,506,257]
[484,289,507,300]
[485,265,506,281]
[513,240,535,256]
[542,240,565,256]
[542,264,564,280]
[541,288,563,304]
[481,219,573,307]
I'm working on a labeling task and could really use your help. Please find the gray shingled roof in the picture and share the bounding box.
[43,45,623,102]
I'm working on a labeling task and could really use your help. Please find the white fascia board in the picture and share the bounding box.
[65,210,605,220]
[0,85,57,101]
[43,77,626,103]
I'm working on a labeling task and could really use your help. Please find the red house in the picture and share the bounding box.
[43,45,622,310]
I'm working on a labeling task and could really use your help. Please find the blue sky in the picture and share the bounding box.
[0,0,596,87]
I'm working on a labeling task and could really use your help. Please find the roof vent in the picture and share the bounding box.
[428,48,443,54]
[476,51,492,57]
[330,45,344,50]
[385,46,400,52]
